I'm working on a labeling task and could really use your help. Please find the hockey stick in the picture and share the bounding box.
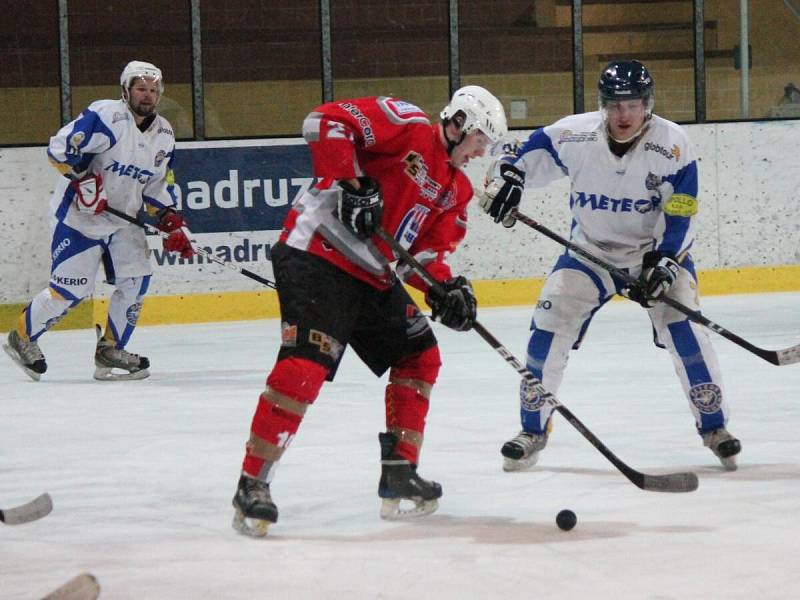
[103,205,276,289]
[0,492,53,525]
[510,209,800,366]
[42,572,100,600]
[375,226,698,493]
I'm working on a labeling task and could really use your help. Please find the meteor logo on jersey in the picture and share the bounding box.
[105,160,156,184]
[644,142,681,161]
[689,383,722,414]
[396,203,431,247]
[572,191,660,214]
[403,151,442,202]
[154,150,167,167]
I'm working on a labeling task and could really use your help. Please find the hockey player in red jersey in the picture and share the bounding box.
[232,86,507,536]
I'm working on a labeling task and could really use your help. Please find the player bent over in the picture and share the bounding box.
[232,86,508,536]
[3,61,195,381]
[481,60,741,471]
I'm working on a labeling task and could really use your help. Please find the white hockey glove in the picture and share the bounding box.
[427,276,477,331]
[480,163,525,228]
[622,251,680,308]
[70,173,107,215]
[337,177,383,239]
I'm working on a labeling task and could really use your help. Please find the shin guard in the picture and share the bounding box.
[384,346,441,464]
[242,357,328,480]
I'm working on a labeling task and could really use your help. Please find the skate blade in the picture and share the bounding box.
[3,343,41,382]
[502,452,539,472]
[719,455,738,471]
[93,366,150,381]
[380,497,439,520]
[232,509,272,537]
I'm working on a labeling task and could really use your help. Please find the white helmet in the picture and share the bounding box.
[440,85,508,143]
[120,60,164,98]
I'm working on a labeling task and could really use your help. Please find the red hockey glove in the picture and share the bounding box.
[70,173,107,215]
[157,209,196,259]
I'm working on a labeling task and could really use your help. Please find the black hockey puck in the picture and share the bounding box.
[556,509,577,531]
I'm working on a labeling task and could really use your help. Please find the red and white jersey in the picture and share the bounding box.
[281,96,474,291]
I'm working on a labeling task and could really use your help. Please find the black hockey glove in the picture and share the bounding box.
[623,251,681,308]
[428,276,477,332]
[480,163,525,227]
[337,177,383,239]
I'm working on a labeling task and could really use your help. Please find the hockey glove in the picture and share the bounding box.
[71,173,107,215]
[157,209,196,259]
[623,251,681,308]
[427,276,477,332]
[337,177,383,239]
[480,163,525,227]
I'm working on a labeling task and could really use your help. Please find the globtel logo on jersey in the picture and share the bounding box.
[644,142,681,161]
[104,160,155,184]
[340,103,376,147]
[572,191,660,214]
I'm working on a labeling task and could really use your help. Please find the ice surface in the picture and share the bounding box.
[2,292,800,599]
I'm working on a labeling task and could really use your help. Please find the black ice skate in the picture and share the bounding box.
[378,432,442,520]
[93,325,150,381]
[501,430,549,472]
[701,427,741,471]
[3,330,47,381]
[232,474,278,537]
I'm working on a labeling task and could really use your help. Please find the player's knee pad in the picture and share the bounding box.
[534,269,603,337]
[389,345,441,389]
[266,356,328,404]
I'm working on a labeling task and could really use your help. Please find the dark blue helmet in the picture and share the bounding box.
[598,60,654,103]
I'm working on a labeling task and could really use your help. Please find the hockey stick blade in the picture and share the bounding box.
[509,209,800,367]
[375,226,698,493]
[42,572,100,600]
[0,492,53,525]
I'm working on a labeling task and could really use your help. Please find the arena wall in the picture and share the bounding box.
[1,119,798,330]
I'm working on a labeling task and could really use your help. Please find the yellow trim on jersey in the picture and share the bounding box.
[664,194,698,217]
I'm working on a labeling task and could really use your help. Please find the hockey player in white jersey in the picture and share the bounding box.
[3,61,195,381]
[481,60,741,470]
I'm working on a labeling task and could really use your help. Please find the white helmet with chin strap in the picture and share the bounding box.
[441,85,508,146]
[120,60,164,101]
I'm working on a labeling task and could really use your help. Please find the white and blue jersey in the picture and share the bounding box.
[506,111,698,268]
[48,98,177,240]
[502,112,729,438]
[19,100,177,348]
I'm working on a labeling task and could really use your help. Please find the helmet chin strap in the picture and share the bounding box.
[443,122,466,155]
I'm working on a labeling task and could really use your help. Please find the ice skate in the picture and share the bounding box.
[501,430,549,472]
[3,330,47,381]
[93,325,150,381]
[378,432,441,520]
[232,474,278,537]
[701,427,741,471]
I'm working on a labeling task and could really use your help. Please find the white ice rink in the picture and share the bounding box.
[2,292,799,599]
